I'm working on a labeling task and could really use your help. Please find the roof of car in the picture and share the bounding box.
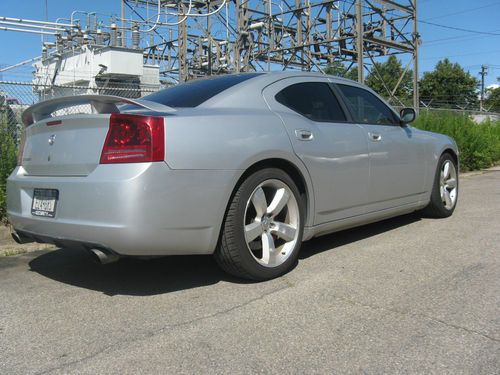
[136,71,365,112]
[233,70,357,84]
[198,71,361,109]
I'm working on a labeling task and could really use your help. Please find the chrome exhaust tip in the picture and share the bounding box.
[11,231,35,244]
[89,248,120,265]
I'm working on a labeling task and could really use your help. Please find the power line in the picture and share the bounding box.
[421,49,500,61]
[419,20,500,36]
[425,30,500,46]
[423,1,500,21]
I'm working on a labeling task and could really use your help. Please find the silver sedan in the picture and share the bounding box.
[7,72,459,280]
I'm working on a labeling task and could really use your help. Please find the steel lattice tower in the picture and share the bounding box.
[130,0,418,107]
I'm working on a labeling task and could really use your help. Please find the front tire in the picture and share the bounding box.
[423,153,459,218]
[215,168,305,281]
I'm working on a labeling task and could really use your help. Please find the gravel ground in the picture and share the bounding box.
[0,169,498,374]
[0,224,55,256]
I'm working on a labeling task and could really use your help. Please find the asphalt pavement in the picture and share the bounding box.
[0,170,499,374]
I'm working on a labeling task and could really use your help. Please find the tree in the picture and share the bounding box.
[0,104,18,223]
[420,58,479,109]
[485,86,500,112]
[324,61,347,76]
[365,55,412,104]
[344,66,359,81]
[325,57,412,104]
[324,61,358,81]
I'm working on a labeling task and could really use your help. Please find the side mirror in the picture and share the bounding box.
[400,107,416,124]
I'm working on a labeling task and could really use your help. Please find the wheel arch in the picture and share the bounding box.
[442,148,459,169]
[422,148,459,218]
[226,158,314,229]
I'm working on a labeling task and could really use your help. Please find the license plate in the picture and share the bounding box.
[31,189,59,218]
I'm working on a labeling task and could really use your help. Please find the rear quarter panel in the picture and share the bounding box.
[164,108,294,170]
[163,107,316,229]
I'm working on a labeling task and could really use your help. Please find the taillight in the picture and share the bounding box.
[100,113,165,164]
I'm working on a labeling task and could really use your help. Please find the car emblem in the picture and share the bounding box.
[48,134,56,146]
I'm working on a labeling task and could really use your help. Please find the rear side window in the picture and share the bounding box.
[275,82,347,122]
[337,84,397,125]
[143,73,261,107]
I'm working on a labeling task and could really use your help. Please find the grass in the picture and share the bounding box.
[413,110,500,171]
[0,111,18,224]
[0,241,56,257]
[0,247,28,257]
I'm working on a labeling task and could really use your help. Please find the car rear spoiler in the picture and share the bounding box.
[22,94,176,126]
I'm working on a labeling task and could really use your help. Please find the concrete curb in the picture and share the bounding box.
[461,165,500,177]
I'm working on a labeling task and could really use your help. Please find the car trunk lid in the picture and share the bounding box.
[20,95,175,177]
[22,115,111,176]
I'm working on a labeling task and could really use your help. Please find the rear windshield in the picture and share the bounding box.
[142,73,262,108]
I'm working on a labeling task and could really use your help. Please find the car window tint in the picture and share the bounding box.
[337,84,397,125]
[275,82,347,122]
[142,73,262,108]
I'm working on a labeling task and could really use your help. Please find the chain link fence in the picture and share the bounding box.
[1,80,499,136]
[0,80,161,138]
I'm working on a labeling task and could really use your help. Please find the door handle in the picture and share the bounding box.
[368,132,382,142]
[295,129,314,141]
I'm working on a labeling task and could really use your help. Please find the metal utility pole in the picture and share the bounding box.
[207,2,212,76]
[235,0,250,72]
[479,65,488,111]
[356,0,364,83]
[296,0,303,70]
[178,2,188,81]
[121,0,126,47]
[412,0,419,111]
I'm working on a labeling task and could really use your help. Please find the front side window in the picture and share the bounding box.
[275,82,347,122]
[337,84,397,125]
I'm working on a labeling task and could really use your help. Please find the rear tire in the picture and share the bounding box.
[215,168,305,281]
[423,153,459,218]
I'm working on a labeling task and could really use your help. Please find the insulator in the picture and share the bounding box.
[110,23,117,46]
[96,29,103,45]
[132,24,140,49]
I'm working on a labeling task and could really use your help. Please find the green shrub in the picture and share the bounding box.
[0,107,18,223]
[413,110,500,171]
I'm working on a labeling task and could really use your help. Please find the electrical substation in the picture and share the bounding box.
[0,1,419,106]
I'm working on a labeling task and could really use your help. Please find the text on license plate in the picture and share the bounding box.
[31,189,59,218]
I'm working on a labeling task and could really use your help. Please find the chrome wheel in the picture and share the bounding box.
[440,160,458,210]
[244,179,300,268]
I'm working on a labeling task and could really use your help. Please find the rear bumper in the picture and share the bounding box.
[7,163,239,256]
